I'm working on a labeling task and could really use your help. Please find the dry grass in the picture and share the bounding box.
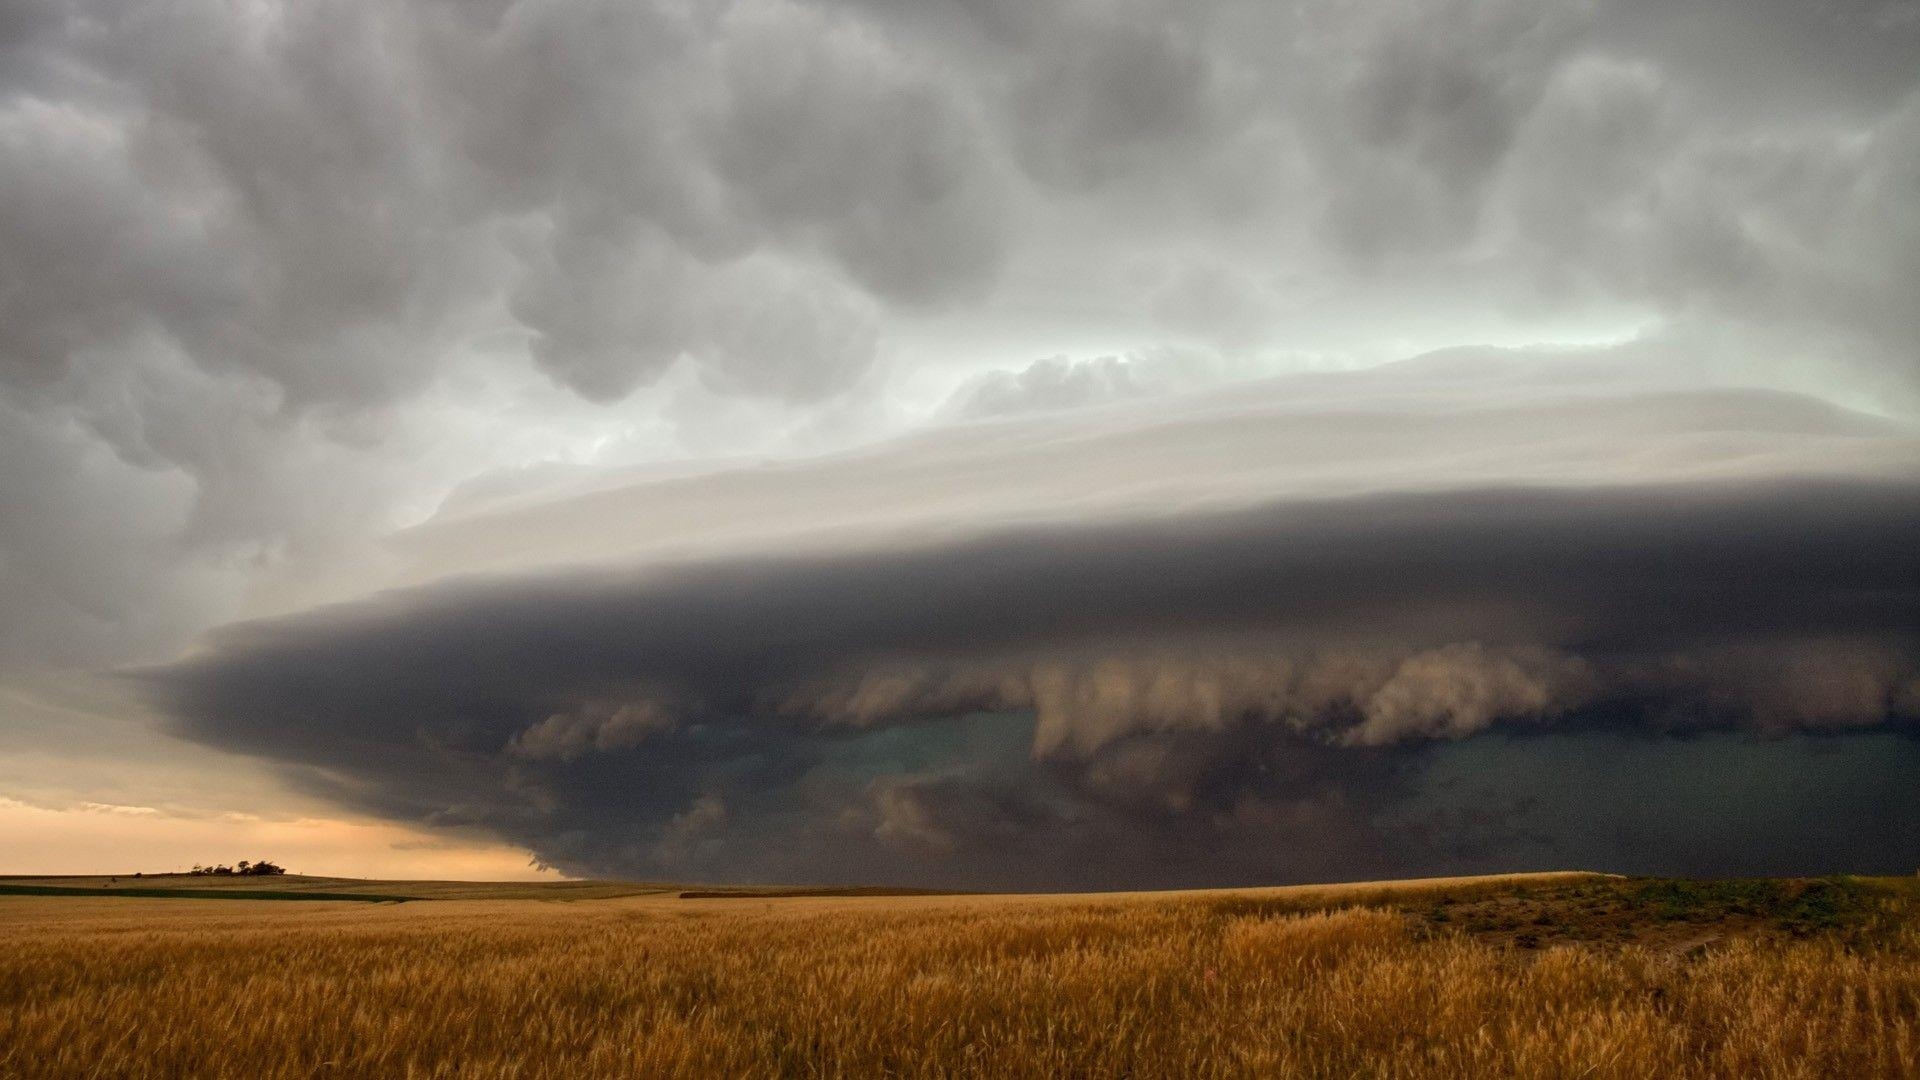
[2,873,1916,1078]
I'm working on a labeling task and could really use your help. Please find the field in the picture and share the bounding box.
[3,872,1917,1078]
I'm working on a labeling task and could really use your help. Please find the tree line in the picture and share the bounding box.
[183,860,288,876]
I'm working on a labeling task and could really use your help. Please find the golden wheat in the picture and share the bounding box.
[1,878,1915,1078]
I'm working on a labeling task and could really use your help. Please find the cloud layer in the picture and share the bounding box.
[146,472,1920,885]
[5,0,1919,882]
[5,0,1920,671]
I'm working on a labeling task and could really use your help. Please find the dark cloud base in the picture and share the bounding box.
[1398,729,1920,881]
[143,479,1920,887]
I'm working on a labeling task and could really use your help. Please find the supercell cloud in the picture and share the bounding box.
[147,360,1920,886]
[3,0,1919,884]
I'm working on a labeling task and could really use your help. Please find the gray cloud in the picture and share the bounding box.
[390,348,1920,596]
[8,0,1916,413]
[141,479,1920,885]
[5,0,1920,662]
[940,347,1277,419]
[5,0,1920,881]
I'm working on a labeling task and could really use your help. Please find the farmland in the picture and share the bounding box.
[2,872,1916,1078]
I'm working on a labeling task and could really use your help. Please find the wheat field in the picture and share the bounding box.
[2,873,1916,1078]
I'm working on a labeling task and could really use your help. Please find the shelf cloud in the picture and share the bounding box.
[4,0,1918,883]
[142,358,1920,885]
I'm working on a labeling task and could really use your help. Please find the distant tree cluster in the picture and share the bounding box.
[187,860,288,877]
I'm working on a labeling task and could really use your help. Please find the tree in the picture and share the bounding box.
[186,858,287,876]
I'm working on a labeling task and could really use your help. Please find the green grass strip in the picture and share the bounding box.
[0,883,418,902]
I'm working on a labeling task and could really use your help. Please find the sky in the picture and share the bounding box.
[1,0,1916,887]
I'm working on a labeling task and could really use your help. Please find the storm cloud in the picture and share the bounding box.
[5,0,1920,883]
[6,0,1920,668]
[143,475,1920,885]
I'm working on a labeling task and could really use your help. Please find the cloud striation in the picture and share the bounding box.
[145,476,1920,887]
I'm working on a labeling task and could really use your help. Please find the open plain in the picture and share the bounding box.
[3,871,1917,1079]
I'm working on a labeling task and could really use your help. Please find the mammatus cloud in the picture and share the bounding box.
[4,0,1920,668]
